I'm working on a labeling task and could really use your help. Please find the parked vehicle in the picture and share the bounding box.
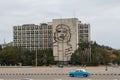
[58,65,64,68]
[69,69,90,77]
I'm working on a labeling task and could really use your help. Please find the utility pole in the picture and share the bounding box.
[35,49,37,67]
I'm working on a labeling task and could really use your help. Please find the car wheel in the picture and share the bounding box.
[83,74,88,77]
[70,74,74,77]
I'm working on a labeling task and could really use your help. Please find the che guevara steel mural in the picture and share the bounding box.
[53,24,73,61]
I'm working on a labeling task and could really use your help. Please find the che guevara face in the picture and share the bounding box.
[54,24,71,42]
[57,28,67,41]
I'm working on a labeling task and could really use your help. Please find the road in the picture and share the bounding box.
[0,66,119,80]
[0,74,120,80]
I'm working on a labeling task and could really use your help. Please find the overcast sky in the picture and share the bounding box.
[0,0,120,49]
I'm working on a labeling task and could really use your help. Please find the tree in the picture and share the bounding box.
[37,49,54,66]
[0,45,2,51]
[71,41,90,65]
[0,46,54,66]
[0,46,22,65]
[91,43,111,65]
[78,41,91,62]
[112,50,120,64]
[70,41,112,66]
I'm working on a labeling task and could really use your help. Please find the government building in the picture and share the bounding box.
[13,18,90,62]
[13,23,53,51]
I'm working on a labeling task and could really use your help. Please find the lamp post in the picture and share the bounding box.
[35,49,37,67]
[89,42,91,62]
[105,58,108,71]
[105,63,108,71]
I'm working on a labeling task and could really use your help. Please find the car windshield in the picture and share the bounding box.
[75,69,85,72]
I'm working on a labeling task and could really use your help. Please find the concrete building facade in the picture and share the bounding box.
[50,18,90,62]
[13,23,53,51]
[13,18,90,62]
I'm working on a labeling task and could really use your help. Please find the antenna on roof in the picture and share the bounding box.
[4,38,6,44]
[73,9,76,18]
[60,16,63,24]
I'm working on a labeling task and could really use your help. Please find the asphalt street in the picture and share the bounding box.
[0,74,120,79]
[0,66,119,80]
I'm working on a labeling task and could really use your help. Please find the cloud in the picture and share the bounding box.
[0,0,120,49]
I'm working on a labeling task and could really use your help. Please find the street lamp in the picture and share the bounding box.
[89,42,91,62]
[35,49,37,67]
[105,64,108,71]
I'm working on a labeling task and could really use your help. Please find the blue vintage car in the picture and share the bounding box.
[69,69,90,77]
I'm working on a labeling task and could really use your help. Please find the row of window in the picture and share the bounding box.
[14,30,52,34]
[14,39,53,42]
[14,47,52,51]
[14,35,53,37]
[78,24,89,29]
[14,36,52,39]
[22,47,52,51]
[14,34,52,36]
[79,37,88,42]
[14,43,52,45]
[79,34,89,37]
[14,25,52,30]
[14,44,52,47]
[78,26,88,29]
[78,30,88,33]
